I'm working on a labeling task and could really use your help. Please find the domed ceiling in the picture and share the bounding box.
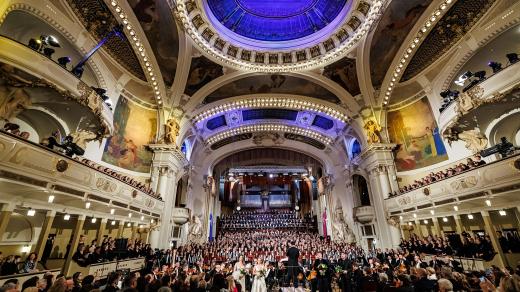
[207,0,348,42]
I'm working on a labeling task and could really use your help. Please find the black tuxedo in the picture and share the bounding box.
[336,259,351,292]
[312,259,331,292]
[286,246,300,288]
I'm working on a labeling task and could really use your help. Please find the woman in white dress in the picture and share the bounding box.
[251,258,267,292]
[233,255,246,291]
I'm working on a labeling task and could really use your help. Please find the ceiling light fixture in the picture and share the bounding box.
[64,214,70,220]
[27,208,36,216]
[48,195,55,203]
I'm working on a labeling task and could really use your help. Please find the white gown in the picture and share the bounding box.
[251,264,267,292]
[233,262,246,291]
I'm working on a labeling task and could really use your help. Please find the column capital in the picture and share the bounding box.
[149,144,188,173]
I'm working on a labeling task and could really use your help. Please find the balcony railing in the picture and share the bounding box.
[0,131,164,214]
[354,205,375,223]
[385,154,520,212]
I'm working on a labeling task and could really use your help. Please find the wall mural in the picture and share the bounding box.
[204,75,340,104]
[387,97,448,171]
[369,0,432,89]
[131,0,179,86]
[184,56,224,96]
[323,57,361,96]
[102,96,157,172]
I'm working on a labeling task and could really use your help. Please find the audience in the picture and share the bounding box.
[393,155,486,196]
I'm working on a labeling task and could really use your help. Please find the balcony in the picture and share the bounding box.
[354,205,375,223]
[0,35,114,134]
[385,154,520,213]
[0,131,164,218]
[172,207,190,225]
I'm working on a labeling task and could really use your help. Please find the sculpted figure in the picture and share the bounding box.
[364,120,382,144]
[188,215,203,243]
[0,87,31,121]
[70,130,98,150]
[458,129,488,153]
[164,118,180,145]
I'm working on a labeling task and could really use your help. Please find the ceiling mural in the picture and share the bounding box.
[369,0,432,89]
[184,56,224,96]
[130,0,179,86]
[203,75,341,104]
[323,57,361,96]
[402,0,495,82]
[66,0,146,80]
[387,97,448,172]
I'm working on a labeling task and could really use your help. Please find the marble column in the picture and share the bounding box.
[97,218,107,243]
[157,167,177,249]
[35,210,56,262]
[63,215,86,275]
[481,211,507,267]
[0,203,14,240]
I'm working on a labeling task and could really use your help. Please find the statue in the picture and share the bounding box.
[0,87,31,121]
[252,132,284,145]
[364,119,382,144]
[456,86,484,116]
[445,128,488,154]
[164,118,180,145]
[69,130,98,150]
[332,207,356,243]
[317,175,333,196]
[387,216,400,228]
[187,215,203,243]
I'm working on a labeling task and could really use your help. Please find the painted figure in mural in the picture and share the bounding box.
[364,120,382,144]
[164,118,180,145]
[0,87,31,121]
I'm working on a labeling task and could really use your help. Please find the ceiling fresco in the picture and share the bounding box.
[184,56,224,96]
[323,57,361,96]
[402,0,495,82]
[203,75,341,104]
[130,0,179,86]
[369,0,432,89]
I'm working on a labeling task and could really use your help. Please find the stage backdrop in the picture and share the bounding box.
[102,96,157,172]
[387,97,448,171]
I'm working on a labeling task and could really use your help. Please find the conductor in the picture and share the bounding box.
[286,240,300,288]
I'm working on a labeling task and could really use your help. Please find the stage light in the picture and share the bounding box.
[111,220,116,225]
[110,208,115,215]
[27,208,36,216]
[423,219,428,224]
[485,199,491,207]
[236,206,241,211]
[40,35,60,48]
[499,210,507,216]
[467,214,474,220]
[91,217,97,223]
[473,70,486,80]
[488,61,502,73]
[64,214,70,220]
[442,217,448,222]
[269,174,274,178]
[453,205,458,211]
[48,195,55,203]
[58,57,71,68]
[506,53,519,64]
[85,201,91,209]
[43,47,55,58]
[72,66,84,78]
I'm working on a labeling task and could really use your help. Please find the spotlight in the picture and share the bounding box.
[72,66,84,78]
[295,206,300,211]
[27,208,36,216]
[58,57,71,68]
[499,210,507,216]
[488,61,502,73]
[236,206,241,211]
[85,201,91,209]
[473,70,486,80]
[43,47,55,58]
[28,38,42,51]
[485,199,491,207]
[423,219,428,224]
[127,222,131,227]
[430,210,435,215]
[48,195,55,203]
[111,220,116,225]
[467,214,474,220]
[506,53,519,64]
[453,205,459,211]
[40,35,60,48]
[64,214,70,220]
[442,217,448,222]
[408,222,413,226]
[110,209,115,215]
[269,174,274,178]
[91,217,97,223]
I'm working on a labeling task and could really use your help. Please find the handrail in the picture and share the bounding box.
[0,130,161,201]
[0,268,61,286]
[390,152,520,198]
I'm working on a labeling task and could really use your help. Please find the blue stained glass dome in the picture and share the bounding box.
[206,0,348,42]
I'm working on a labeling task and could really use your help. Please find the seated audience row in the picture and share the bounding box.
[219,209,314,230]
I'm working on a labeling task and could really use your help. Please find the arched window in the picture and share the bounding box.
[181,141,188,155]
[351,139,361,158]
[353,174,371,206]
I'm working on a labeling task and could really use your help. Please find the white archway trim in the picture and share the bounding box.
[183,71,359,114]
[192,94,349,123]
[206,123,334,146]
[25,106,71,135]
[485,108,520,146]
[377,0,456,107]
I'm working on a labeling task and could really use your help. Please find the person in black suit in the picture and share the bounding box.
[286,240,300,288]
[429,255,443,269]
[413,268,436,292]
[312,253,331,292]
[336,253,351,292]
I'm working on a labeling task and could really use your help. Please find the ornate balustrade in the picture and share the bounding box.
[0,35,114,134]
[385,154,520,213]
[67,257,144,277]
[0,131,164,216]
[172,207,190,225]
[353,205,375,223]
